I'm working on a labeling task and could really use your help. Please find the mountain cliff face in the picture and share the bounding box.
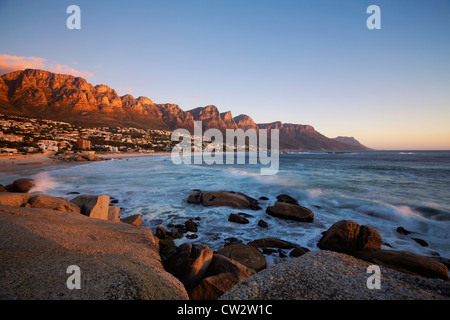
[333,136,369,150]
[233,114,258,131]
[0,69,369,150]
[187,105,239,131]
[258,122,368,150]
[0,69,168,129]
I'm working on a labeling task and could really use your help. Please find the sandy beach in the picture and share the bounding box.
[97,152,171,160]
[0,153,61,173]
[0,152,171,173]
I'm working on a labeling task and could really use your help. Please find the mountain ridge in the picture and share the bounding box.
[0,69,369,150]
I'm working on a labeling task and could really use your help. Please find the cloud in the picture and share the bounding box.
[0,54,46,75]
[0,53,93,78]
[48,64,93,78]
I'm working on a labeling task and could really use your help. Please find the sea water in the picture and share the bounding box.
[2,151,449,262]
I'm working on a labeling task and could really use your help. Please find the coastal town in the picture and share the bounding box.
[0,113,174,156]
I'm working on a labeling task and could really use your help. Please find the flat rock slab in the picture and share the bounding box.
[0,205,188,300]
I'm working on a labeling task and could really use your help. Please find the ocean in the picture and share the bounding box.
[2,150,449,263]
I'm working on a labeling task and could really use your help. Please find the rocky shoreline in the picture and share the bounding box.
[0,178,449,300]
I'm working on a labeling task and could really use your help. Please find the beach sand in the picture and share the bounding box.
[0,152,171,173]
[97,152,171,160]
[0,153,61,173]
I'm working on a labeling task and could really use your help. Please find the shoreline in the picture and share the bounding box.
[0,151,171,174]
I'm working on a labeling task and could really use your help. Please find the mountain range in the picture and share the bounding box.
[0,69,369,150]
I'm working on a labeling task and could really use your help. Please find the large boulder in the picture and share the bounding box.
[189,272,238,300]
[220,250,450,300]
[205,253,256,281]
[317,220,382,254]
[0,205,188,299]
[266,201,314,222]
[187,190,261,210]
[0,193,80,213]
[0,193,32,207]
[217,243,266,272]
[354,249,449,281]
[11,178,35,193]
[163,243,213,290]
[189,254,256,300]
[27,195,81,213]
[70,195,110,220]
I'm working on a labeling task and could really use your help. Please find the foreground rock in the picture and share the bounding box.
[163,243,213,290]
[70,195,110,220]
[27,194,81,213]
[121,213,143,226]
[107,205,121,222]
[317,220,382,253]
[318,220,449,281]
[217,243,266,272]
[0,193,80,213]
[189,254,256,300]
[355,249,449,281]
[266,201,314,222]
[220,250,450,300]
[0,205,188,299]
[187,190,262,210]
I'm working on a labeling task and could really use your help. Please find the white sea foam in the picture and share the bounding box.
[306,188,323,198]
[28,172,59,193]
[27,152,450,260]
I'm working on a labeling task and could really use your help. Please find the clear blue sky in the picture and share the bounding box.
[1,0,449,149]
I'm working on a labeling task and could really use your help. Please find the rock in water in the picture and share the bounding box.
[11,179,35,193]
[247,238,298,249]
[187,190,261,210]
[257,219,268,228]
[184,219,198,232]
[275,194,299,205]
[289,247,310,258]
[266,201,314,222]
[228,213,249,224]
[354,249,449,281]
[317,220,382,253]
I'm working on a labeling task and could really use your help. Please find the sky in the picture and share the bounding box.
[0,0,449,150]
